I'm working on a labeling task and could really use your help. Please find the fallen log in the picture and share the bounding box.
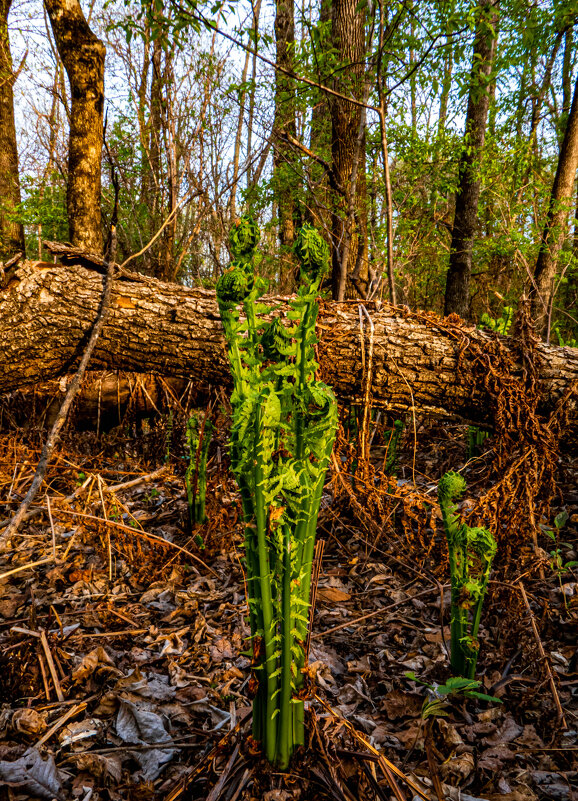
[1,261,577,427]
[6,373,190,430]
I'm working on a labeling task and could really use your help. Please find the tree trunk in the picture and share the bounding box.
[444,0,498,319]
[273,0,298,278]
[2,261,577,428]
[0,0,24,259]
[531,71,578,338]
[44,0,105,254]
[305,0,332,231]
[330,0,369,300]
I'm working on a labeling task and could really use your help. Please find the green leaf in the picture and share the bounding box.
[555,511,569,530]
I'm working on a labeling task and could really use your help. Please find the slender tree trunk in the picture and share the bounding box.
[246,8,260,187]
[229,2,261,221]
[376,0,395,305]
[531,71,578,337]
[44,0,105,254]
[36,73,60,258]
[0,0,24,259]
[273,0,298,266]
[330,0,369,300]
[444,0,498,319]
[158,51,177,281]
[305,0,332,228]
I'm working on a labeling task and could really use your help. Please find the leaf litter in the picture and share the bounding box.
[0,408,575,801]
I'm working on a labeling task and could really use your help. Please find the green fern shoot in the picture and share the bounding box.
[438,471,497,679]
[217,217,338,769]
[185,412,213,528]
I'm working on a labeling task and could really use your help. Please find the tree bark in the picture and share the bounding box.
[273,0,298,273]
[0,0,24,259]
[531,71,578,338]
[444,0,498,319]
[2,261,577,428]
[330,0,369,300]
[44,0,105,254]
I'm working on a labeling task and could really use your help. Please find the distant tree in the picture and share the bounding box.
[444,0,498,319]
[44,0,105,254]
[531,71,578,337]
[273,0,299,275]
[330,0,369,300]
[0,0,25,259]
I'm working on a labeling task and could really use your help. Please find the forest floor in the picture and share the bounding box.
[0,405,576,801]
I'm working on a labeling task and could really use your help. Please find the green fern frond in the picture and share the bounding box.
[293,223,330,280]
[230,215,260,257]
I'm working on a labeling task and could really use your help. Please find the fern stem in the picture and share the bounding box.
[253,401,278,763]
[277,522,294,769]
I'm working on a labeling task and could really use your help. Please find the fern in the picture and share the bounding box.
[218,216,337,769]
[184,412,213,528]
[466,425,490,460]
[438,471,497,679]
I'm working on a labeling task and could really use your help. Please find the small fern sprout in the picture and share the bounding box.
[438,471,497,679]
[216,265,253,305]
[438,470,466,542]
[384,419,405,476]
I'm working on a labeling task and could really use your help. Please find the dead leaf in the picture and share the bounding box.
[73,752,123,783]
[58,719,101,750]
[440,750,475,781]
[381,690,422,720]
[12,708,47,738]
[0,594,25,618]
[116,697,175,780]
[485,715,524,744]
[209,636,235,663]
[317,587,351,602]
[72,646,114,682]
[0,746,63,800]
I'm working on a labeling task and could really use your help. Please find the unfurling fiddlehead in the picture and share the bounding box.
[438,471,497,679]
[217,216,337,770]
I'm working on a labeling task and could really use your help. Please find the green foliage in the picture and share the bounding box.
[438,471,497,679]
[551,323,578,349]
[542,511,578,593]
[479,305,514,335]
[20,175,68,253]
[466,425,490,460]
[184,412,213,528]
[405,672,501,719]
[218,215,337,770]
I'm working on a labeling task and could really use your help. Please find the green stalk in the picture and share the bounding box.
[253,402,278,763]
[294,299,311,461]
[277,521,294,769]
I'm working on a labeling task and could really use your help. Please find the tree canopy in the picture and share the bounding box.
[1,0,577,343]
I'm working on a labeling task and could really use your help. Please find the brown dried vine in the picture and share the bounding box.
[456,300,575,565]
